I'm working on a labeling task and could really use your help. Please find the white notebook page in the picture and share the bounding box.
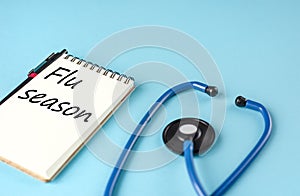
[0,52,134,181]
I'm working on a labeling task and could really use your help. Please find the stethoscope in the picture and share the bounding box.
[104,81,272,196]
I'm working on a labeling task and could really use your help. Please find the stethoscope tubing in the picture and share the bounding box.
[184,98,272,196]
[104,81,210,196]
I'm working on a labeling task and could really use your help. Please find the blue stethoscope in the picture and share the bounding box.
[104,81,272,196]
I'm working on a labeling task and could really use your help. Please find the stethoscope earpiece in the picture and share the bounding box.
[162,118,215,155]
[235,95,247,107]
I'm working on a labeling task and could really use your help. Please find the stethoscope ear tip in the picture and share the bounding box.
[205,86,218,97]
[235,96,247,107]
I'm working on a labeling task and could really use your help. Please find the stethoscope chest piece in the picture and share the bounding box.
[162,118,215,155]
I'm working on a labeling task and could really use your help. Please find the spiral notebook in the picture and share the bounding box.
[0,49,135,182]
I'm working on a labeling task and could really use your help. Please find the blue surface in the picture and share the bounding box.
[0,1,299,196]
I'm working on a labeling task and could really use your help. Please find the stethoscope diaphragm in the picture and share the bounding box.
[162,118,215,155]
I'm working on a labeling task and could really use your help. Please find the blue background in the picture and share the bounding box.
[0,0,299,195]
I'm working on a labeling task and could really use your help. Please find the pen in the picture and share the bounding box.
[0,49,67,105]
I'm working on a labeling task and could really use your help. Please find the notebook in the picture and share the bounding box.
[0,49,135,182]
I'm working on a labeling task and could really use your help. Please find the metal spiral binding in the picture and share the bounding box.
[63,54,134,84]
